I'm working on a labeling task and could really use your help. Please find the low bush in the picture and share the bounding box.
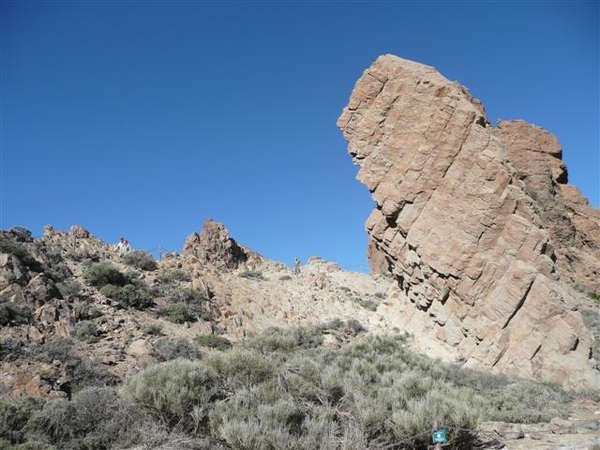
[74,320,103,344]
[73,303,103,321]
[84,261,130,288]
[163,288,210,323]
[33,337,74,364]
[0,336,24,362]
[45,263,72,284]
[141,323,163,336]
[358,298,378,311]
[55,279,82,299]
[244,326,323,354]
[63,357,113,396]
[0,296,32,326]
[0,396,46,448]
[24,387,142,450]
[123,250,158,271]
[0,234,43,272]
[124,359,220,432]
[99,283,154,310]
[151,337,202,362]
[157,268,191,283]
[238,270,265,280]
[166,302,206,324]
[194,334,232,351]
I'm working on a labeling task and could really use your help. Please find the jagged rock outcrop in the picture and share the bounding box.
[183,219,262,270]
[338,54,600,388]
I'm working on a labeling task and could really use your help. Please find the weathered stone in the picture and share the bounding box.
[183,219,261,270]
[338,54,600,388]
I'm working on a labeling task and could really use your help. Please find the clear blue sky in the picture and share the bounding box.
[1,1,598,272]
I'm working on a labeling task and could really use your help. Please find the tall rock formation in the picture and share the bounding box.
[338,54,600,388]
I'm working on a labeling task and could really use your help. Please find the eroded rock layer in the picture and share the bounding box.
[338,54,600,388]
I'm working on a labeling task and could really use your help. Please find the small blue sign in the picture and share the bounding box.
[432,429,448,444]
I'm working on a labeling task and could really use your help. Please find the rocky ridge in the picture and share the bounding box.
[1,220,600,449]
[0,221,392,399]
[337,54,600,389]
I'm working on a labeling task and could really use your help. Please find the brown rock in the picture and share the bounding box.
[183,219,261,270]
[338,54,600,388]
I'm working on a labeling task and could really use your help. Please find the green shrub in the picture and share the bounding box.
[238,270,265,280]
[141,323,163,336]
[358,298,378,311]
[0,296,32,326]
[125,359,220,431]
[165,302,208,324]
[45,263,72,283]
[0,336,24,361]
[84,261,130,288]
[74,320,102,344]
[163,288,209,323]
[55,279,82,299]
[123,250,157,271]
[279,275,292,281]
[194,334,232,351]
[169,287,208,305]
[64,357,113,395]
[99,283,154,309]
[0,396,46,447]
[589,292,600,303]
[244,326,323,354]
[0,235,43,272]
[151,337,202,362]
[206,348,277,390]
[73,303,103,321]
[33,337,74,364]
[157,268,191,283]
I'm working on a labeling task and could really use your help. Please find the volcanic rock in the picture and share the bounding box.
[183,219,261,270]
[338,54,600,388]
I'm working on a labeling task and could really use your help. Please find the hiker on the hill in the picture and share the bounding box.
[116,237,127,257]
[293,257,301,275]
[123,239,131,256]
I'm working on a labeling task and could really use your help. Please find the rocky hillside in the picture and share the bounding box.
[0,220,393,400]
[338,54,600,389]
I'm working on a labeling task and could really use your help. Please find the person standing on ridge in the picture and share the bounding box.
[293,258,301,275]
[116,237,127,257]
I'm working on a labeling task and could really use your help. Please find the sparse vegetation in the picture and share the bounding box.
[0,231,43,272]
[141,323,163,336]
[151,337,202,362]
[0,323,574,450]
[589,291,600,304]
[123,250,158,271]
[238,270,265,280]
[0,227,585,450]
[358,298,378,311]
[194,334,232,350]
[125,359,219,432]
[0,295,32,326]
[163,288,210,323]
[74,320,103,344]
[157,268,191,283]
[84,261,131,288]
[100,283,154,309]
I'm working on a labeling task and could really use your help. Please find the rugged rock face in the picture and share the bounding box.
[183,219,261,270]
[0,223,392,400]
[338,54,600,388]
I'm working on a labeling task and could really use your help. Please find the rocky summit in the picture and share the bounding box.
[338,54,600,389]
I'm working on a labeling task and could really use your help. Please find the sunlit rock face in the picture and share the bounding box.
[338,54,600,389]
